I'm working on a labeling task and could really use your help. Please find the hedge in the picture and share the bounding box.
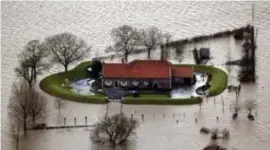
[123,97,203,105]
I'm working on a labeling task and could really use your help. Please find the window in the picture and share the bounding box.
[152,82,159,89]
[105,80,112,86]
[132,80,139,86]
[121,81,128,86]
[143,81,149,86]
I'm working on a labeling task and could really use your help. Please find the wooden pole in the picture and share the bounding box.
[85,116,87,125]
[64,117,66,126]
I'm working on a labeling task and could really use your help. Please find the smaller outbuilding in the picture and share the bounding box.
[199,48,210,59]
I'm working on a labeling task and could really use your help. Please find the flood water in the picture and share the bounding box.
[2,1,270,150]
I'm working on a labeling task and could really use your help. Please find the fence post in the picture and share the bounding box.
[64,117,66,126]
[85,116,87,125]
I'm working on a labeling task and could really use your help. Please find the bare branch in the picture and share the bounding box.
[43,32,91,72]
[8,80,47,132]
[17,40,50,83]
[139,27,163,59]
[90,113,139,147]
[108,25,140,62]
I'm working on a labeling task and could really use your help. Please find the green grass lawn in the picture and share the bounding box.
[192,65,228,96]
[123,97,203,105]
[39,61,107,104]
[40,61,227,105]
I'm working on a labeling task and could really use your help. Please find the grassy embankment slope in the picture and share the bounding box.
[40,61,106,104]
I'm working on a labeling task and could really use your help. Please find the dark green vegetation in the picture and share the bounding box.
[40,61,227,105]
[39,61,106,104]
[90,60,103,79]
[123,96,203,105]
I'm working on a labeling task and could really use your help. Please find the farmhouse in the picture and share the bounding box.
[102,60,195,91]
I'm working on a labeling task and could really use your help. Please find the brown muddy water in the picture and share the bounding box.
[1,1,270,150]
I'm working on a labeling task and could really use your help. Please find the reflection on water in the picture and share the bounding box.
[2,1,270,150]
[171,73,208,98]
[70,78,95,95]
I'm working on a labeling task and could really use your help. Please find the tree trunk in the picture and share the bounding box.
[124,52,128,63]
[23,119,27,132]
[16,124,20,150]
[64,64,68,72]
[160,47,164,60]
[32,115,36,126]
[147,49,151,59]
[33,67,37,82]
[16,135,19,150]
[28,81,32,89]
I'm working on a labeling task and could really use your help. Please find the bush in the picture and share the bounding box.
[90,113,139,146]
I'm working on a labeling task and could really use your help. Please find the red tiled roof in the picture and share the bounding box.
[103,60,193,79]
[172,66,193,78]
[103,60,172,78]
[103,63,131,78]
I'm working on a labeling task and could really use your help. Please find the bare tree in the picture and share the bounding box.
[8,118,22,150]
[55,98,65,114]
[107,25,140,62]
[18,40,50,81]
[28,87,47,125]
[90,113,139,147]
[15,40,50,88]
[139,27,163,59]
[160,33,172,60]
[43,32,91,72]
[8,80,47,131]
